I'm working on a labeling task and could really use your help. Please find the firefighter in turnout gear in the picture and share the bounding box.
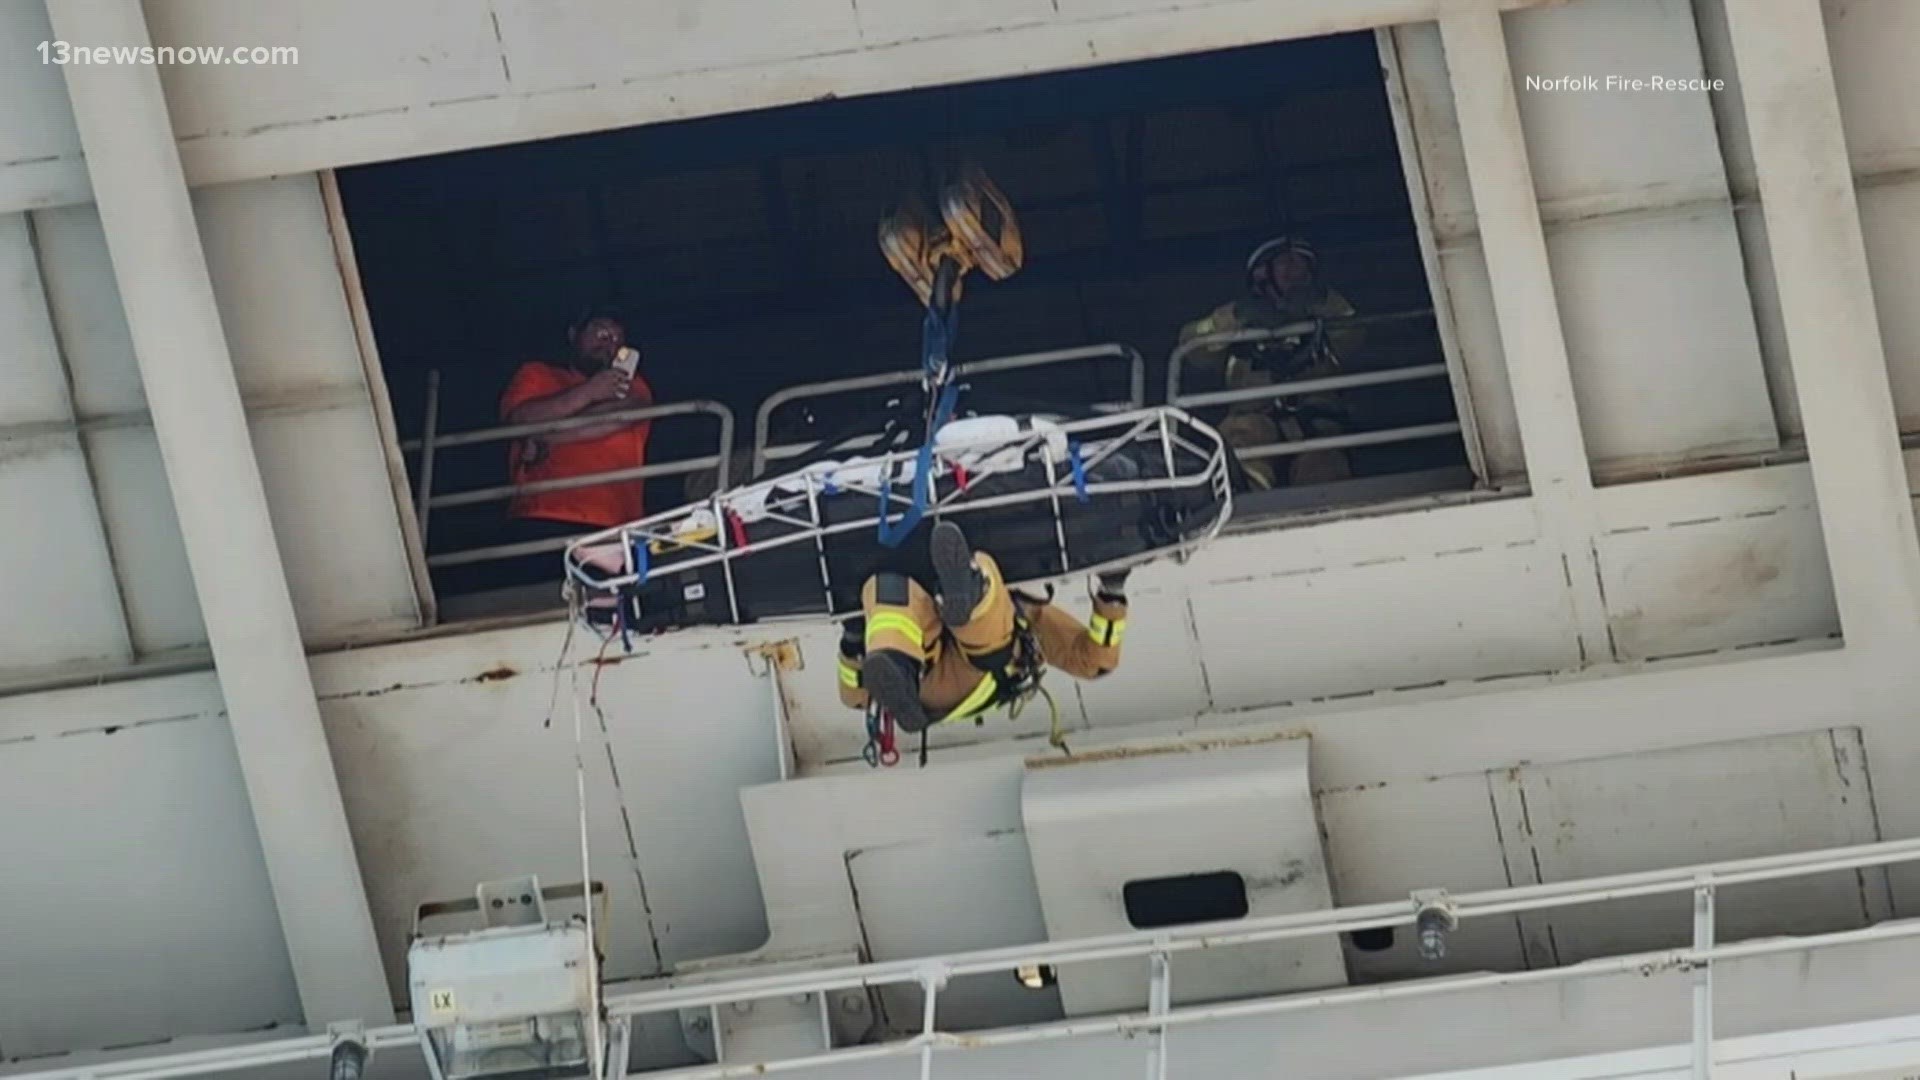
[838,521,1129,734]
[1177,236,1364,489]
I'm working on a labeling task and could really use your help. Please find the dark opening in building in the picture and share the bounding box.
[1123,870,1251,930]
[336,31,1465,616]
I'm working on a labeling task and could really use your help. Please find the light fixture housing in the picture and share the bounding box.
[408,877,599,1080]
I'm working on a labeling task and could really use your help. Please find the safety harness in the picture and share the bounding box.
[859,590,1068,769]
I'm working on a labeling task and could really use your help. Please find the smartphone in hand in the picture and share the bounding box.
[610,346,640,399]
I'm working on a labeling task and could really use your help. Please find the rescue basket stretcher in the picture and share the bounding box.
[562,407,1232,637]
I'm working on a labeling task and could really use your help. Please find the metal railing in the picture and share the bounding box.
[17,836,1920,1080]
[1167,308,1461,467]
[594,836,1920,1080]
[751,343,1147,476]
[401,370,735,571]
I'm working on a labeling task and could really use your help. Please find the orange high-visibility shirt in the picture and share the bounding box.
[498,360,653,529]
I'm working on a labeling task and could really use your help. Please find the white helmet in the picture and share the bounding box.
[1244,236,1317,295]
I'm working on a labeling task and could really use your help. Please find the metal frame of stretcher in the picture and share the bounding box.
[562,407,1232,626]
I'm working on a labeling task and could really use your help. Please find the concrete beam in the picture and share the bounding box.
[1722,0,1920,653]
[1438,3,1613,664]
[6,0,1566,217]
[47,0,393,1026]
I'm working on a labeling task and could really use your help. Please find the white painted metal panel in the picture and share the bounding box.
[847,831,1061,1031]
[77,426,207,654]
[1489,729,1890,968]
[1598,504,1839,659]
[28,204,209,656]
[2,0,1554,213]
[1187,540,1581,711]
[1396,5,1777,476]
[1547,207,1777,467]
[1022,737,1345,1016]
[0,700,299,1058]
[31,205,148,419]
[191,177,388,394]
[0,1,85,212]
[1387,21,1478,242]
[1433,241,1525,480]
[194,174,421,638]
[739,754,1027,956]
[0,212,129,670]
[488,0,863,92]
[247,411,421,641]
[1073,580,1212,729]
[0,214,76,426]
[312,622,779,994]
[1317,773,1527,981]
[30,181,423,655]
[316,662,668,996]
[0,446,131,673]
[148,0,509,141]
[1856,181,1920,430]
[1822,0,1920,173]
[852,0,1057,46]
[594,642,779,967]
[1503,0,1731,210]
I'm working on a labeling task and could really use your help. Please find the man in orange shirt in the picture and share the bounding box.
[496,311,656,559]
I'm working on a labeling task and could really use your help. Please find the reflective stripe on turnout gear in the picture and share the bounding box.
[1088,612,1126,647]
[838,658,861,688]
[865,612,925,650]
[945,670,1003,724]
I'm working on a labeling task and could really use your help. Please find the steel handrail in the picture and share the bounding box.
[1166,310,1458,475]
[407,395,734,571]
[599,834,1920,1019]
[1163,307,1437,405]
[751,343,1147,476]
[1238,421,1464,461]
[22,835,1920,1080]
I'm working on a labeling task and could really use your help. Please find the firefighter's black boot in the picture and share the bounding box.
[861,649,931,733]
[931,521,986,628]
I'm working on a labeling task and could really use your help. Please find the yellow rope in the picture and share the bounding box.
[1008,680,1069,756]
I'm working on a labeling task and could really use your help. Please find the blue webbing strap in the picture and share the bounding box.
[876,379,959,548]
[1068,440,1090,503]
[877,298,963,548]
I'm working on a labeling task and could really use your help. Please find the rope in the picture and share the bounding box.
[1008,681,1069,756]
[563,595,605,1079]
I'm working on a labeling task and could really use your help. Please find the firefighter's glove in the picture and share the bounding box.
[1095,567,1130,603]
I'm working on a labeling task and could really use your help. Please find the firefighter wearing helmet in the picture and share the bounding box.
[1175,236,1364,489]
